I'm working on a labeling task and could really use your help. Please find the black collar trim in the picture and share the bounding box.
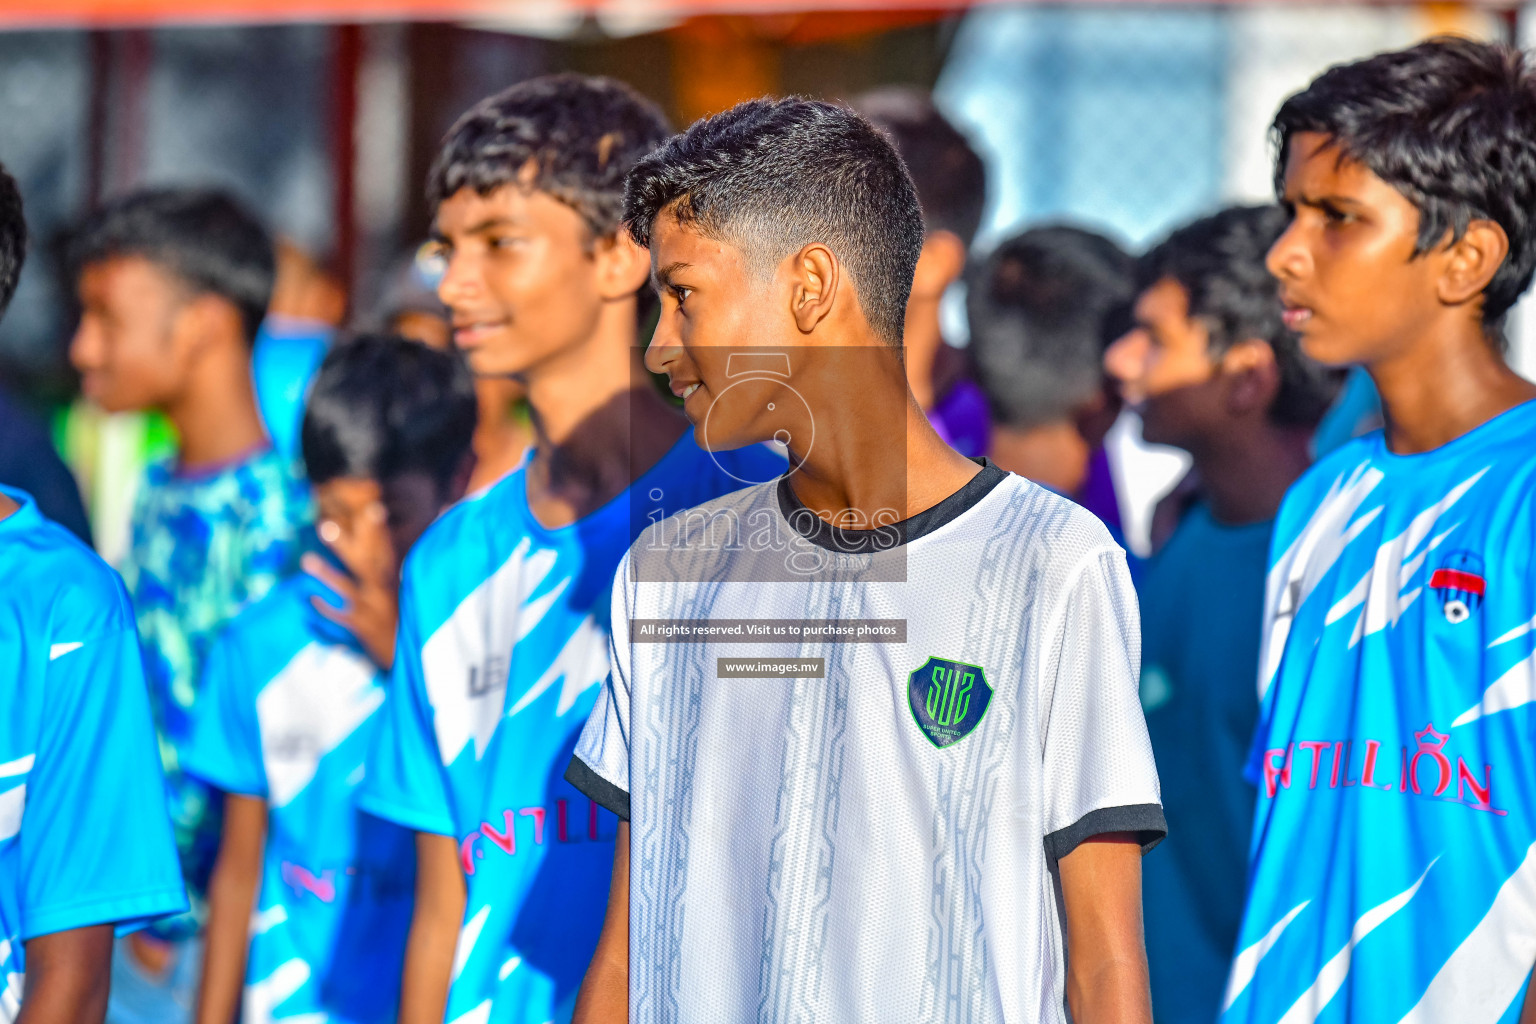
[775,458,1007,554]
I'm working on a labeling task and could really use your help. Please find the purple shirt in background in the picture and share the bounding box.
[1078,445,1123,537]
[929,377,991,459]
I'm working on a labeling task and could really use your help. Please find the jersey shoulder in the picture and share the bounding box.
[403,467,529,590]
[989,472,1125,572]
[2,510,133,640]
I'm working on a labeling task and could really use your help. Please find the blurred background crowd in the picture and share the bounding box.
[3,0,1534,565]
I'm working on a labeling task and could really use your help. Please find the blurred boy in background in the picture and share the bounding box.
[67,188,312,1023]
[967,224,1135,535]
[185,335,476,1024]
[1103,204,1340,1023]
[375,249,531,488]
[0,159,187,1024]
[855,87,991,457]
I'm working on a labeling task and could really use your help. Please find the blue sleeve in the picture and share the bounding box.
[22,583,187,940]
[357,567,456,837]
[181,625,267,799]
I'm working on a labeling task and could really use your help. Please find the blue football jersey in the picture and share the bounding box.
[1226,398,1536,1024]
[182,573,414,1024]
[360,434,781,1024]
[0,486,187,1020]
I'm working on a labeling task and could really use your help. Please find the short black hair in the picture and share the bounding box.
[427,73,672,238]
[1273,36,1536,327]
[69,189,275,344]
[1140,205,1343,429]
[967,226,1134,428]
[854,87,987,248]
[301,333,477,492]
[626,97,925,347]
[0,163,26,320]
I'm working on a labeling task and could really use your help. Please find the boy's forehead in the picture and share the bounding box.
[650,211,746,275]
[434,181,577,237]
[1282,132,1375,196]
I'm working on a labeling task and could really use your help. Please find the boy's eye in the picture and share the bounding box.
[1321,204,1354,226]
[674,287,692,307]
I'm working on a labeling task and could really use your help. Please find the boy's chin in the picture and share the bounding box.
[1296,331,1364,370]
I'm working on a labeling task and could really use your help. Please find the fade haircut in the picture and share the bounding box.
[427,73,672,238]
[625,97,926,347]
[0,164,26,319]
[1273,36,1536,328]
[854,87,987,247]
[967,226,1133,429]
[1140,205,1343,429]
[69,189,274,345]
[301,333,477,493]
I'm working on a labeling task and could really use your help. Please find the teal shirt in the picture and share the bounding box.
[119,447,312,934]
[1137,503,1270,1024]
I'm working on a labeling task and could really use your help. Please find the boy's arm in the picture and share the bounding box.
[572,820,630,1024]
[397,831,467,1024]
[196,793,268,1024]
[16,924,114,1024]
[1059,833,1151,1024]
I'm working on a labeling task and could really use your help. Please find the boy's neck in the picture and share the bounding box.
[1369,322,1536,455]
[469,377,532,491]
[786,343,979,527]
[0,492,16,523]
[165,338,269,472]
[1189,418,1312,527]
[520,302,685,528]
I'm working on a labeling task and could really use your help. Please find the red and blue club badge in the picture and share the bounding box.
[1429,551,1486,625]
[908,656,992,749]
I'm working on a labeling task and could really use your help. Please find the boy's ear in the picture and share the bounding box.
[595,230,653,302]
[789,242,840,336]
[1220,338,1281,418]
[1438,219,1509,309]
[176,293,244,356]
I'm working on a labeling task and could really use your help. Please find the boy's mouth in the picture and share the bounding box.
[671,380,702,401]
[452,319,507,348]
[1280,306,1313,330]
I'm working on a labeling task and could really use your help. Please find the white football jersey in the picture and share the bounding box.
[570,461,1164,1023]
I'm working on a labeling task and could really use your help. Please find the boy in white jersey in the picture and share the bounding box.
[569,98,1164,1024]
[358,75,781,1024]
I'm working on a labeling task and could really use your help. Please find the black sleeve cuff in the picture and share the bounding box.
[1044,803,1167,861]
[565,755,631,822]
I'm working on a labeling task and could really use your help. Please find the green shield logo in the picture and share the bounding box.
[908,656,992,749]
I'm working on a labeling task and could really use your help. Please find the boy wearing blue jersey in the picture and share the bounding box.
[183,335,476,1024]
[67,191,312,1015]
[1226,38,1536,1024]
[0,165,187,1024]
[358,75,782,1024]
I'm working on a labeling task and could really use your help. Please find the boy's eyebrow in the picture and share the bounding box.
[1289,190,1365,210]
[653,261,692,292]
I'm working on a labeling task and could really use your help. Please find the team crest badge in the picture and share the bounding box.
[1429,551,1486,624]
[908,656,992,749]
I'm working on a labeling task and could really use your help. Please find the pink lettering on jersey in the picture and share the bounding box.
[1263,723,1507,816]
[457,797,614,876]
[280,862,336,902]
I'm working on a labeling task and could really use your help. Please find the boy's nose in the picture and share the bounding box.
[1103,328,1148,386]
[1266,221,1307,282]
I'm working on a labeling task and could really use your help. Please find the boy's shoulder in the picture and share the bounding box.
[1,494,132,639]
[404,465,530,583]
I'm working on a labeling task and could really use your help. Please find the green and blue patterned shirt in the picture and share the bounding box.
[119,446,312,935]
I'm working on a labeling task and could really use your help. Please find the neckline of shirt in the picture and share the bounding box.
[1366,394,1536,467]
[0,484,38,534]
[508,429,696,540]
[774,458,1007,553]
